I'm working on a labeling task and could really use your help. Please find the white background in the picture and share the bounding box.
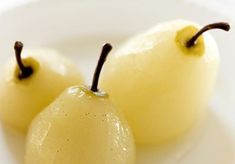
[0,0,234,19]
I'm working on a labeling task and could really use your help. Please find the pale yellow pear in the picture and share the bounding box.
[100,20,230,145]
[25,44,135,164]
[0,42,83,132]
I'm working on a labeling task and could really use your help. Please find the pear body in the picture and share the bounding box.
[25,86,135,164]
[0,49,83,132]
[101,20,220,145]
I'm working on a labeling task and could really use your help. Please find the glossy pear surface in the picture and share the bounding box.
[25,86,135,164]
[0,49,83,132]
[101,20,220,145]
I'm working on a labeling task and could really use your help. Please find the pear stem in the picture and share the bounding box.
[91,43,112,92]
[14,41,33,79]
[186,22,230,48]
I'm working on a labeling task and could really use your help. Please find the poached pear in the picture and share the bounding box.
[100,20,230,145]
[0,41,83,132]
[25,43,135,164]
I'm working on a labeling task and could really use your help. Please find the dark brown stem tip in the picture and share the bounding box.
[186,22,231,48]
[14,41,23,50]
[91,43,112,92]
[100,43,112,60]
[103,43,112,50]
[217,22,230,31]
[100,43,112,62]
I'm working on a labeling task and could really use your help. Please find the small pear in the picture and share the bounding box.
[100,20,230,145]
[25,43,135,164]
[0,41,83,132]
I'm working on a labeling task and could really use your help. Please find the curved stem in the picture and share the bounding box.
[91,43,112,92]
[186,22,230,48]
[14,41,25,71]
[14,41,33,79]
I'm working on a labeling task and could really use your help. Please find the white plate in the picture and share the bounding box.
[0,0,234,163]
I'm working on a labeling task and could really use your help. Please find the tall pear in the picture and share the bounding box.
[101,20,230,145]
[0,41,83,132]
[25,43,135,164]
